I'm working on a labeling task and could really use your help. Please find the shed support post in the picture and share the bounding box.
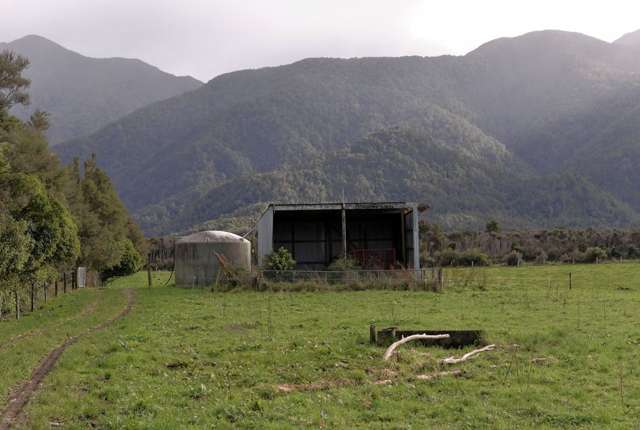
[341,205,347,260]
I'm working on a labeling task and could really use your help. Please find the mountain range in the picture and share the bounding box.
[5,31,640,235]
[0,35,201,144]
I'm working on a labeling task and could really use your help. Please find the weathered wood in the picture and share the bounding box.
[416,369,463,381]
[147,258,152,288]
[440,344,496,364]
[569,272,572,290]
[383,333,450,361]
[30,285,35,312]
[369,324,377,344]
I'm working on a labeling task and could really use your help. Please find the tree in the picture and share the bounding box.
[0,210,33,317]
[485,220,500,233]
[101,239,143,279]
[0,173,79,282]
[0,51,30,113]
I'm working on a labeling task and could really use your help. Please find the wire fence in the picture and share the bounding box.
[0,268,101,320]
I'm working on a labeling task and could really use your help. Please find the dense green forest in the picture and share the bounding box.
[54,30,640,235]
[0,50,146,316]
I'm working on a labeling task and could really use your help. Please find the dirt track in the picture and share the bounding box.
[0,288,135,430]
[0,294,101,354]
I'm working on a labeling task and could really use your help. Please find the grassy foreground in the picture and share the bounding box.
[5,264,640,429]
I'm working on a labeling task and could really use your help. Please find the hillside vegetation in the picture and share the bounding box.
[54,30,640,235]
[0,35,201,145]
[0,51,146,317]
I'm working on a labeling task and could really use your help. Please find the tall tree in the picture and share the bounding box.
[0,51,30,113]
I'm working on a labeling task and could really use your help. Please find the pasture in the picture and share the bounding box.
[1,263,640,429]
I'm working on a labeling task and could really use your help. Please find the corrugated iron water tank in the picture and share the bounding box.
[175,231,251,287]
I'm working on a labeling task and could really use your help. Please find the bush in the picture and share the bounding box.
[582,247,607,263]
[102,239,143,279]
[436,249,490,267]
[535,250,548,265]
[328,256,360,271]
[503,250,523,266]
[264,247,295,271]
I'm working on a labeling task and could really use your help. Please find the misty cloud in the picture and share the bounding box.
[2,0,639,81]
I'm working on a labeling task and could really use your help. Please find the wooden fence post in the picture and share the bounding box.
[147,257,152,288]
[569,272,572,290]
[63,272,67,293]
[30,284,35,312]
[15,289,20,320]
[55,279,58,297]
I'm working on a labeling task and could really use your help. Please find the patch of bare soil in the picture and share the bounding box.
[0,289,134,430]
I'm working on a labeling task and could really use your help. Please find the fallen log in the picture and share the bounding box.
[383,333,450,361]
[440,344,496,364]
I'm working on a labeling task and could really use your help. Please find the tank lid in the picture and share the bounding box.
[177,230,249,244]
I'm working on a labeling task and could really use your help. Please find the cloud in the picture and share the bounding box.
[1,0,638,81]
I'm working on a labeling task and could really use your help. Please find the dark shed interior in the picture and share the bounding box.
[272,208,413,269]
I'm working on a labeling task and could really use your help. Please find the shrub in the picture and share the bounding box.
[582,247,607,263]
[328,256,360,271]
[503,250,523,267]
[102,239,143,279]
[485,220,500,233]
[535,250,548,265]
[264,247,295,271]
[436,249,490,267]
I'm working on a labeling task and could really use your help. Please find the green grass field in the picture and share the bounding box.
[2,263,640,429]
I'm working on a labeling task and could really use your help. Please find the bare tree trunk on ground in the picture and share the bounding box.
[440,344,496,364]
[383,334,450,361]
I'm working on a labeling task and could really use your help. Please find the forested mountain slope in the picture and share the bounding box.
[0,35,201,144]
[54,29,640,234]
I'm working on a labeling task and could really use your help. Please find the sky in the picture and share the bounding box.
[1,0,639,81]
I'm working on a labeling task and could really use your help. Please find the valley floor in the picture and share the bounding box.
[2,264,640,429]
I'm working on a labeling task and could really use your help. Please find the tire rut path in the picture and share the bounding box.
[0,288,135,430]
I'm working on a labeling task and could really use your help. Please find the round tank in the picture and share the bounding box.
[174,230,251,287]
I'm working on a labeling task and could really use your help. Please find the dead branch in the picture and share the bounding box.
[276,380,353,393]
[382,333,450,361]
[416,369,463,381]
[440,344,496,364]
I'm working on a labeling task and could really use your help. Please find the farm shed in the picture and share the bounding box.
[256,202,422,270]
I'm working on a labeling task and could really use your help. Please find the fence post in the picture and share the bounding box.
[63,272,67,293]
[55,279,58,297]
[15,289,20,320]
[30,284,35,312]
[147,259,152,288]
[569,272,572,290]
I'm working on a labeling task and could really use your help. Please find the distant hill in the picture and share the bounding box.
[55,30,640,234]
[0,35,201,144]
[614,29,640,47]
